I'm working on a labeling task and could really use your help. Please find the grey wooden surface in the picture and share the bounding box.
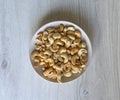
[0,0,120,100]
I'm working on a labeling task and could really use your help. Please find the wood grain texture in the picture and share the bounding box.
[0,0,120,100]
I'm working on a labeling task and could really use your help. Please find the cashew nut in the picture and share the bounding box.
[80,53,88,64]
[71,66,81,73]
[47,33,54,46]
[71,39,80,47]
[67,34,75,40]
[46,27,55,33]
[50,70,57,79]
[52,33,61,39]
[35,39,42,45]
[53,53,59,59]
[59,24,64,32]
[67,30,74,35]
[71,55,79,65]
[53,64,62,71]
[39,52,47,59]
[63,62,71,72]
[43,68,57,79]
[57,71,63,83]
[44,50,52,56]
[39,61,45,66]
[42,31,48,41]
[61,53,68,63]
[75,30,81,38]
[33,57,40,68]
[67,50,71,54]
[37,33,42,41]
[31,50,40,60]
[45,58,54,66]
[81,64,86,68]
[58,57,64,62]
[81,41,87,48]
[71,48,79,55]
[61,37,71,48]
[54,39,64,46]
[78,49,87,56]
[63,71,72,77]
[43,68,52,76]
[35,44,41,50]
[59,47,66,54]
[50,44,59,52]
[61,32,66,36]
[63,26,67,33]
[66,26,75,31]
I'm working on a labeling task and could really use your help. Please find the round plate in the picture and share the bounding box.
[29,21,92,83]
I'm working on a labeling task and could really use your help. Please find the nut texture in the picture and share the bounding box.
[31,24,88,83]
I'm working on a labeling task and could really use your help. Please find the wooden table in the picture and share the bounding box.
[0,0,120,100]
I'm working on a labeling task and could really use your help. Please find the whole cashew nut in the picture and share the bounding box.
[71,39,81,47]
[67,34,75,40]
[59,24,64,32]
[43,68,57,79]
[63,62,71,72]
[33,56,40,68]
[31,50,40,60]
[44,50,52,56]
[59,47,66,54]
[57,71,63,83]
[54,39,64,46]
[78,49,87,56]
[71,55,79,65]
[45,58,54,66]
[39,52,47,59]
[42,31,48,41]
[71,66,81,73]
[46,27,55,33]
[52,33,61,39]
[61,53,68,63]
[74,30,81,38]
[61,37,71,48]
[50,44,59,52]
[47,33,54,47]
[81,41,87,48]
[63,71,72,77]
[53,64,62,71]
[66,26,75,31]
[35,39,42,45]
[71,48,79,55]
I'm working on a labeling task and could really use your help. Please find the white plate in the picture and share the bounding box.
[29,21,92,83]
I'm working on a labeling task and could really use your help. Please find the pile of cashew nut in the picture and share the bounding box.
[31,24,88,83]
